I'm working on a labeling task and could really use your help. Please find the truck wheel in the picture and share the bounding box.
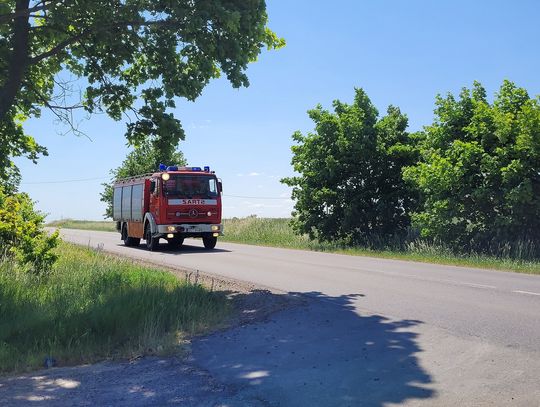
[145,225,159,251]
[122,224,140,247]
[202,235,217,250]
[128,237,140,247]
[167,236,184,249]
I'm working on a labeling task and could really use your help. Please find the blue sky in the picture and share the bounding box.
[16,0,540,220]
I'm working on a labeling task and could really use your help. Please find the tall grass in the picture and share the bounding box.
[0,243,229,374]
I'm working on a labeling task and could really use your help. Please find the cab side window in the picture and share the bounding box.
[208,179,218,196]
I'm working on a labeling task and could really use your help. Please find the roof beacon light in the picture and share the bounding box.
[159,163,167,171]
[204,166,210,172]
[191,167,202,171]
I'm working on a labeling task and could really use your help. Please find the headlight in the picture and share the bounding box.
[211,225,220,231]
[167,226,176,232]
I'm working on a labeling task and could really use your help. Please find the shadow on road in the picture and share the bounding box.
[193,290,435,406]
[122,242,232,254]
[0,290,434,406]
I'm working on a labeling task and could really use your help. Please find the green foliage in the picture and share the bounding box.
[0,187,59,273]
[282,89,418,245]
[403,80,540,253]
[0,242,229,373]
[0,0,284,188]
[100,138,187,218]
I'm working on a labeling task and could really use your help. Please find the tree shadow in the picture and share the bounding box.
[192,290,435,406]
[0,290,434,406]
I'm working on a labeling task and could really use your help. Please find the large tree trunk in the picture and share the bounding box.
[0,0,31,121]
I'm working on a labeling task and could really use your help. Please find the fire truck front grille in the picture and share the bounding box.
[168,211,216,219]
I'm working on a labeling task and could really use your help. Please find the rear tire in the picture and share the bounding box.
[202,235,217,250]
[122,224,140,247]
[127,237,141,247]
[145,225,159,251]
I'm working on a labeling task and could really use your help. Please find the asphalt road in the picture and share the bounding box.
[9,229,540,406]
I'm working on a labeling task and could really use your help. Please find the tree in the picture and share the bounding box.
[100,138,186,218]
[403,80,540,254]
[0,0,284,189]
[282,89,418,246]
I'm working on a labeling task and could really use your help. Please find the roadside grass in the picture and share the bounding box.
[221,217,540,275]
[47,219,117,232]
[0,242,230,374]
[47,218,540,274]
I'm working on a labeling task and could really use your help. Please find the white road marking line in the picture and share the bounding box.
[370,270,498,290]
[459,282,497,289]
[513,290,540,297]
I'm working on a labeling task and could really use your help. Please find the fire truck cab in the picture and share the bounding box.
[112,165,223,251]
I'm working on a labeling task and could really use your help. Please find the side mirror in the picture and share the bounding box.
[218,181,223,193]
[150,180,156,194]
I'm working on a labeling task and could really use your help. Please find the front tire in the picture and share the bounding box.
[202,235,217,250]
[167,236,184,249]
[145,225,159,251]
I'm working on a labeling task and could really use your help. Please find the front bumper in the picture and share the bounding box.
[157,223,223,236]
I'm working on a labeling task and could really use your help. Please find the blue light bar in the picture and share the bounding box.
[159,163,167,171]
[167,165,178,171]
[191,167,202,171]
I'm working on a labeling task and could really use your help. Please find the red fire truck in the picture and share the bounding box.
[113,165,223,251]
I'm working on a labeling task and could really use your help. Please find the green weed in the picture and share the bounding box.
[0,243,229,374]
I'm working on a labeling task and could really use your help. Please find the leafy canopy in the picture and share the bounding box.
[100,138,187,218]
[282,89,418,245]
[0,0,284,189]
[403,80,540,252]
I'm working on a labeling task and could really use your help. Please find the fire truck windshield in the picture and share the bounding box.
[162,175,219,199]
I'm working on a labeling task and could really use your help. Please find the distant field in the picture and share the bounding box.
[0,242,229,374]
[48,218,540,274]
[48,219,117,232]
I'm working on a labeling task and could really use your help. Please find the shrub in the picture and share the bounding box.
[0,187,59,273]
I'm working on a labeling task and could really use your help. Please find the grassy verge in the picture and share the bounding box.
[0,242,230,374]
[48,219,117,232]
[47,218,540,274]
[220,218,540,275]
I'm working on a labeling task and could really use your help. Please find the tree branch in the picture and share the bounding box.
[0,0,59,24]
[29,30,88,64]
[28,18,184,65]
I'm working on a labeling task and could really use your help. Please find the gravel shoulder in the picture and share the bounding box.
[0,253,303,407]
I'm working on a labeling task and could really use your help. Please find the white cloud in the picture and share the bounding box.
[248,172,261,176]
[189,121,212,130]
